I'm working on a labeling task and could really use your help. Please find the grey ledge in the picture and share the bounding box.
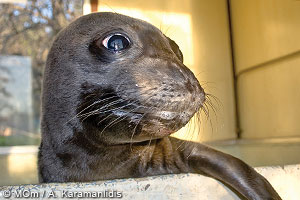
[0,165,299,200]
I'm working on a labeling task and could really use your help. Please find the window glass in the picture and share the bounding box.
[0,0,83,146]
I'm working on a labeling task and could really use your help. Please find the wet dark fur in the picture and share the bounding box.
[38,12,281,200]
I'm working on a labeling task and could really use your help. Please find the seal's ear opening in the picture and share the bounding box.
[166,36,184,63]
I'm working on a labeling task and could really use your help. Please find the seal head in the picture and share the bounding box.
[41,12,205,146]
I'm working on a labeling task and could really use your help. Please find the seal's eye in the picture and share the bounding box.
[102,34,130,52]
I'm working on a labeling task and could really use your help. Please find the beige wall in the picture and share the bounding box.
[84,0,237,142]
[231,0,300,139]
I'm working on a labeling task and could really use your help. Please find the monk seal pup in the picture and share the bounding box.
[38,12,281,200]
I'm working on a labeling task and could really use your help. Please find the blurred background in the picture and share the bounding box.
[0,0,299,186]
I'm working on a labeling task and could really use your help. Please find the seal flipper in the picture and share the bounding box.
[184,142,282,200]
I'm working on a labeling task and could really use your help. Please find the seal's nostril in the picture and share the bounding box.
[185,80,194,93]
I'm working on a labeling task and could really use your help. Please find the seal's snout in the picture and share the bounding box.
[170,63,206,123]
[129,58,206,134]
[165,61,206,107]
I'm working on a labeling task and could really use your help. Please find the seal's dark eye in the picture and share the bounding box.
[102,34,130,52]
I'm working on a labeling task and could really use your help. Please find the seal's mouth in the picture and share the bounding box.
[153,111,177,120]
[112,110,179,120]
[110,107,176,137]
[111,107,199,136]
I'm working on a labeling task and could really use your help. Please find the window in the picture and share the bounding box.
[0,0,83,146]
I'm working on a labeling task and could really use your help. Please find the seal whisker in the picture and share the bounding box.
[175,139,187,151]
[146,132,154,150]
[128,96,159,151]
[129,111,147,152]
[99,100,139,113]
[77,99,128,121]
[100,104,144,136]
[78,99,138,121]
[97,98,127,110]
[188,112,197,141]
[97,112,115,126]
[64,96,118,124]
[205,99,218,120]
[203,102,215,134]
[206,93,222,108]
[80,110,102,122]
[97,100,141,127]
[200,104,209,120]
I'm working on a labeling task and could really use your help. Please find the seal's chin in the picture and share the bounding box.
[142,126,174,137]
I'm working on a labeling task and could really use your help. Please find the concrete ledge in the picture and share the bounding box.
[0,165,299,200]
[0,146,38,155]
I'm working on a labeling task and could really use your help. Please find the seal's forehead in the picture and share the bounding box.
[91,12,153,25]
[74,12,161,34]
